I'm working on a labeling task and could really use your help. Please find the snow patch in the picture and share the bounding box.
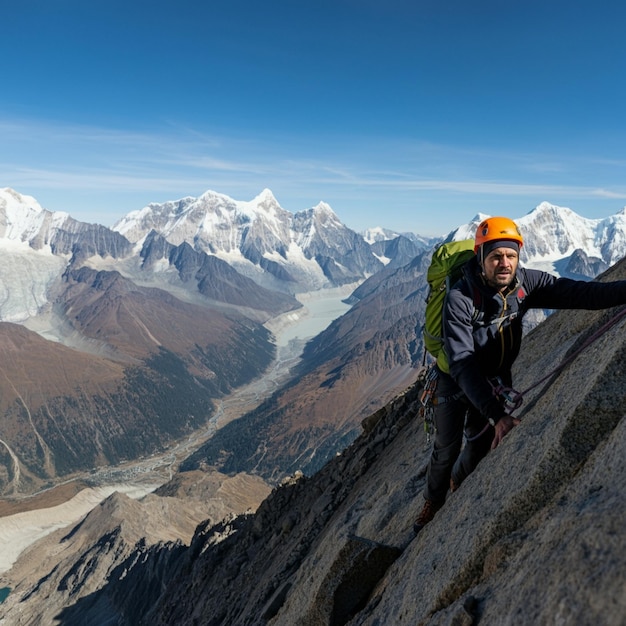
[0,484,158,575]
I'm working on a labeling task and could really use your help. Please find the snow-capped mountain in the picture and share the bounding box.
[114,189,292,253]
[0,188,131,323]
[114,189,383,292]
[362,226,434,247]
[363,227,436,269]
[3,188,626,330]
[449,201,626,278]
[0,187,68,243]
[0,187,132,258]
[519,201,626,268]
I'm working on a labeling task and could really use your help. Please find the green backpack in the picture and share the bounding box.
[422,239,476,373]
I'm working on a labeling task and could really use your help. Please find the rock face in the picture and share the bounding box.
[2,260,625,624]
[556,247,609,279]
[0,471,271,625]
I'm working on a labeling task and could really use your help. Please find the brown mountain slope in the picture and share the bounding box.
[0,323,125,490]
[63,267,243,360]
[0,268,276,496]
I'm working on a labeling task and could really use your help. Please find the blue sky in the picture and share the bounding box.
[2,0,625,236]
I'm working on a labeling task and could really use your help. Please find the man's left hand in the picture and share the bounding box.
[491,414,521,450]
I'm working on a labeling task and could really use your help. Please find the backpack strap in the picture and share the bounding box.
[470,284,483,324]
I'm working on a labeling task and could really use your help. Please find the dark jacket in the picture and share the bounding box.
[443,256,626,423]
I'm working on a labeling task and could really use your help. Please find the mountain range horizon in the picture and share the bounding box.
[5,184,626,242]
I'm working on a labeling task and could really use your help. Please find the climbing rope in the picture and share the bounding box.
[491,305,626,416]
[418,306,626,441]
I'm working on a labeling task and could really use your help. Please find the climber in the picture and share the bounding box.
[414,216,626,534]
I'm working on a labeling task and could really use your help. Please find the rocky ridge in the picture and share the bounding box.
[0,470,271,625]
[112,188,385,293]
[2,259,625,625]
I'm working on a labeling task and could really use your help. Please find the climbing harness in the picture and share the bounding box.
[417,363,464,443]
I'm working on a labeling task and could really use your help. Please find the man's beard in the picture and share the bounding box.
[485,272,514,290]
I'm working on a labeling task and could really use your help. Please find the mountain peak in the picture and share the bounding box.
[241,188,283,217]
[529,201,579,219]
[1,187,38,206]
[110,189,379,291]
[197,189,230,202]
[312,201,341,226]
[254,188,277,203]
[362,226,394,244]
[1,187,46,219]
[0,187,72,246]
[313,200,333,211]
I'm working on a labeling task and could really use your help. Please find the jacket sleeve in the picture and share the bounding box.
[523,270,626,310]
[444,289,506,424]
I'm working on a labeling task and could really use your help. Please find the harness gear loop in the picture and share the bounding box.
[490,377,524,414]
[418,364,467,443]
[417,364,438,443]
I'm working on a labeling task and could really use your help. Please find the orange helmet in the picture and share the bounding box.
[474,216,524,253]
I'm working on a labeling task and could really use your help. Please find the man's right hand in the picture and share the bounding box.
[491,414,521,450]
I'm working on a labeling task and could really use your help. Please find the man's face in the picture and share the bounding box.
[482,246,519,291]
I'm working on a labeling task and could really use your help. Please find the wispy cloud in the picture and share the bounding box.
[3,166,208,192]
[2,115,625,232]
[591,188,626,200]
